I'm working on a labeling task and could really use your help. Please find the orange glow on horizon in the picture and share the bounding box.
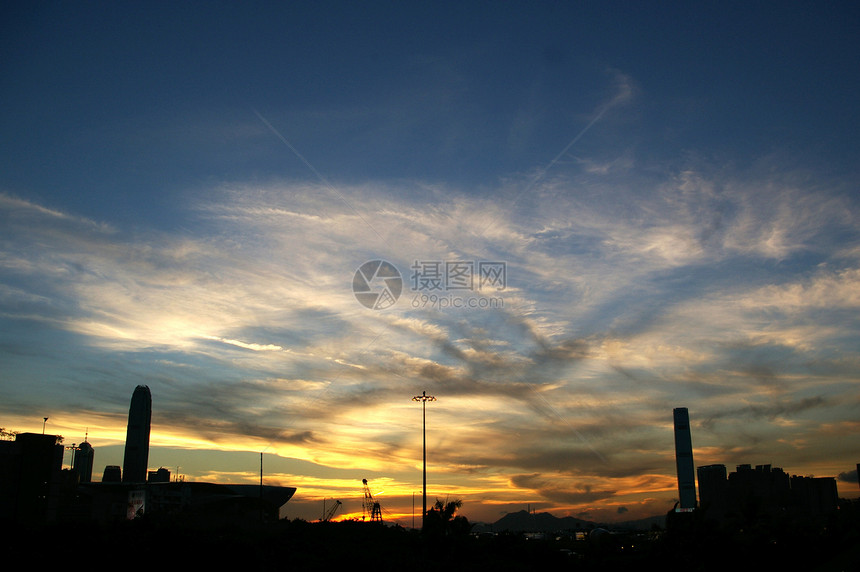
[9,406,855,526]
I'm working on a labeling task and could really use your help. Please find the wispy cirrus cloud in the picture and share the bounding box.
[1,151,858,520]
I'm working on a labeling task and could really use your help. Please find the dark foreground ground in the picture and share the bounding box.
[4,512,860,571]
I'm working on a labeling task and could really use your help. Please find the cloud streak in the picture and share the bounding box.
[1,149,859,522]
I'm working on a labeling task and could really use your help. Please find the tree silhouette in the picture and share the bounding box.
[0,427,19,440]
[424,498,471,537]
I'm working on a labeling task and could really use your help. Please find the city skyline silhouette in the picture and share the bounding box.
[3,389,858,528]
[3,389,859,571]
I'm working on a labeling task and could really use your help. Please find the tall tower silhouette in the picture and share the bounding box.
[122,385,152,483]
[673,407,697,510]
[73,440,94,483]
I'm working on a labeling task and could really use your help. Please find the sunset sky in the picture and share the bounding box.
[2,2,859,525]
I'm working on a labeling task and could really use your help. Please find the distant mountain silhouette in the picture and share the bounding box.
[487,510,594,532]
[612,514,666,530]
[478,510,666,533]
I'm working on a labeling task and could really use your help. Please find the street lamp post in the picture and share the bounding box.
[412,390,436,530]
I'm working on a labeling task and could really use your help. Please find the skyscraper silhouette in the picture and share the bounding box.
[122,385,152,483]
[72,440,94,483]
[673,407,697,510]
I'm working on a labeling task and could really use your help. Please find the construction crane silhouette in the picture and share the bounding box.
[361,478,383,523]
[321,499,342,522]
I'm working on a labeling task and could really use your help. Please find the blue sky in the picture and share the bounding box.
[2,2,859,524]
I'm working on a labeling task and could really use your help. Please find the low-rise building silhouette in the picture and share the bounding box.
[70,481,296,524]
[696,462,839,526]
[148,467,171,483]
[102,465,122,482]
[790,474,839,519]
[0,432,64,525]
[696,463,728,518]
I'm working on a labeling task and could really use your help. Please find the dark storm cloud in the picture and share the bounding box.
[700,396,829,429]
[158,410,318,446]
[838,469,858,485]
[511,473,617,504]
[387,309,592,387]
